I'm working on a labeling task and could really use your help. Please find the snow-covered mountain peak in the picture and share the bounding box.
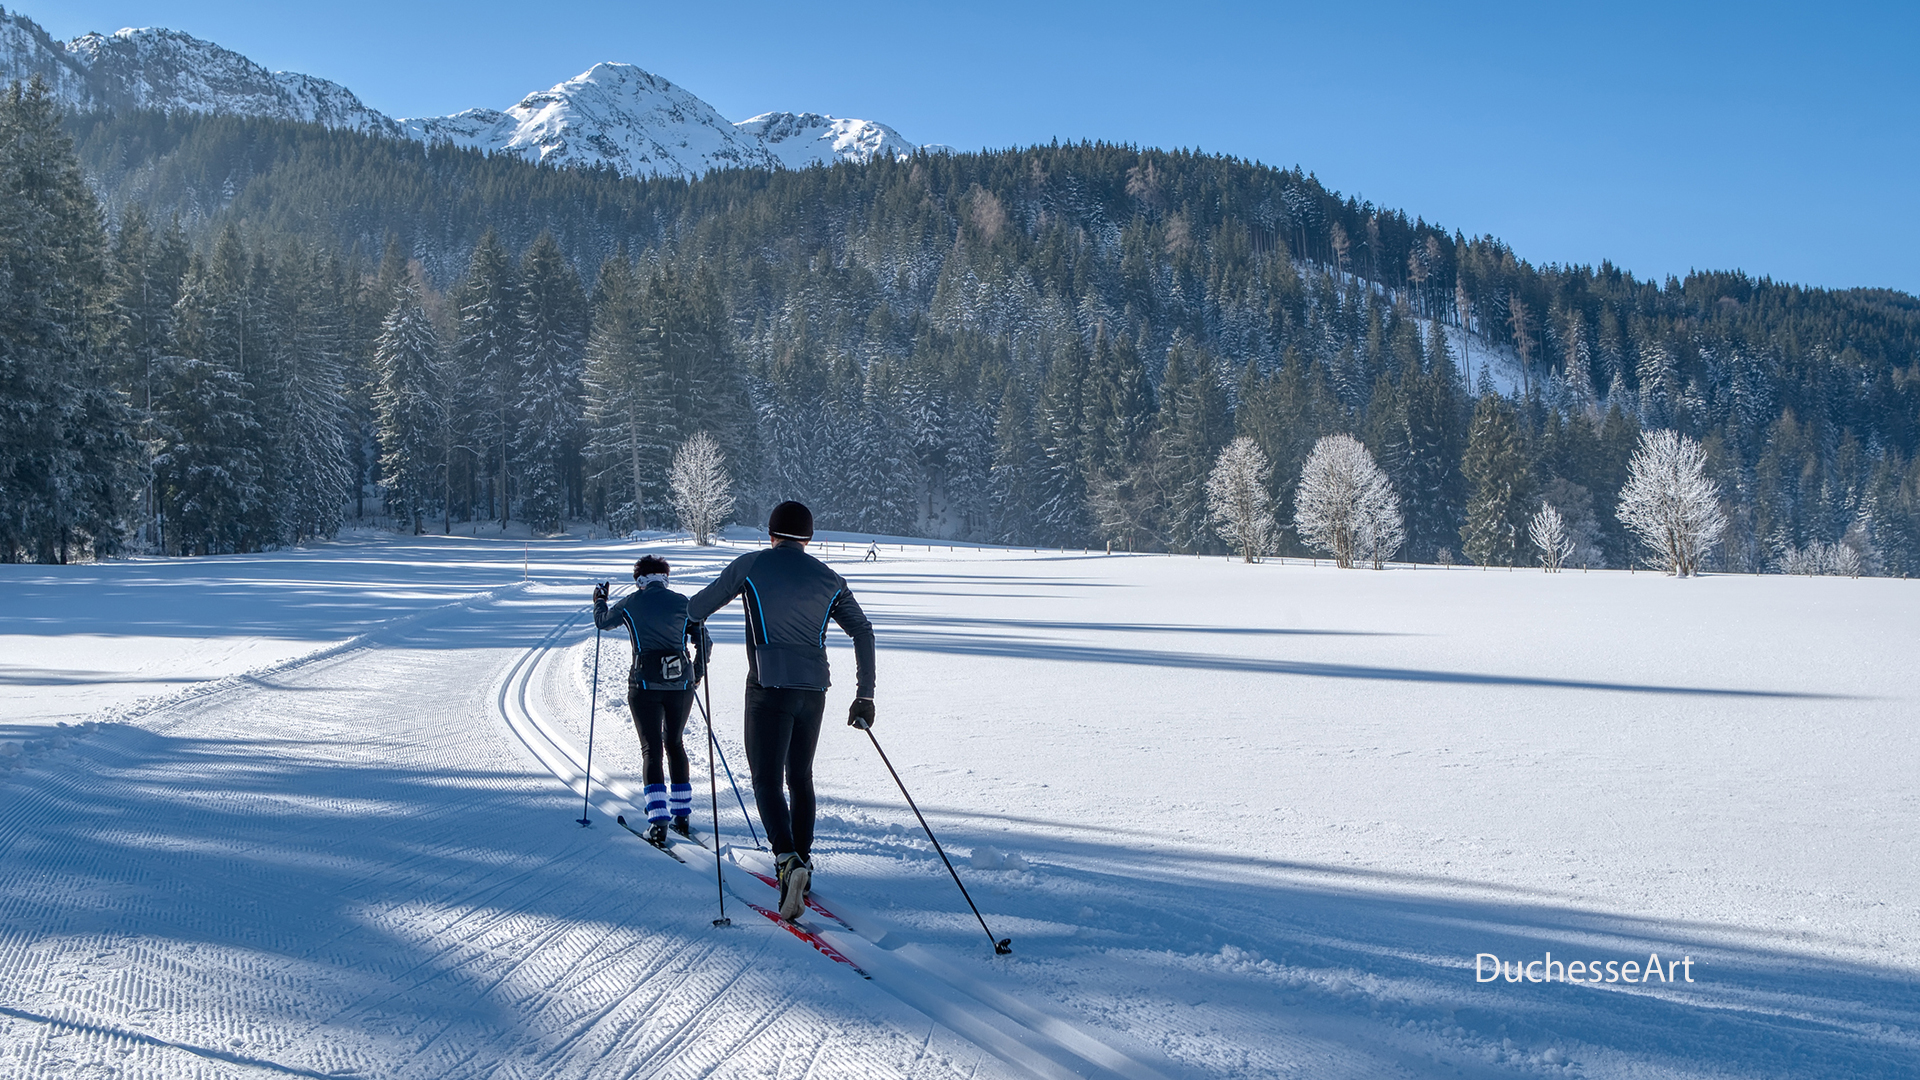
[736,111,921,169]
[52,21,397,135]
[401,62,779,180]
[0,6,943,178]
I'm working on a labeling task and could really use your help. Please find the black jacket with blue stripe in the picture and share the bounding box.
[687,541,875,696]
[593,581,711,690]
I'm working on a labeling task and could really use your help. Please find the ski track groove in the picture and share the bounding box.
[0,583,1015,1080]
[498,590,1168,1080]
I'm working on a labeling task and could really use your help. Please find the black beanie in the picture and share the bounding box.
[768,500,813,541]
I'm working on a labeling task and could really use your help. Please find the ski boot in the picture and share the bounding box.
[775,853,811,921]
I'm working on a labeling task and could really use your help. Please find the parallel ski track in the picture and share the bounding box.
[492,594,1171,1080]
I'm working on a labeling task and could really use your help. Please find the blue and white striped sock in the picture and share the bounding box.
[669,783,693,821]
[643,783,669,825]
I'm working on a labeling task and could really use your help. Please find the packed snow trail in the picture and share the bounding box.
[493,590,1175,1080]
[0,581,1015,1079]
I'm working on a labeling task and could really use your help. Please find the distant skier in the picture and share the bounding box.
[864,542,879,562]
[594,555,711,847]
[688,501,876,920]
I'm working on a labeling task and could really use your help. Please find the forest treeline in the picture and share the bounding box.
[6,81,1919,572]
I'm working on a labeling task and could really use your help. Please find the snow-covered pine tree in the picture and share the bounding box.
[107,205,190,551]
[150,354,261,556]
[583,253,670,532]
[0,78,135,562]
[1152,337,1232,552]
[513,232,586,534]
[280,249,354,542]
[1032,338,1092,545]
[453,229,521,526]
[1393,320,1469,561]
[1459,393,1533,566]
[170,227,273,551]
[989,371,1045,543]
[374,281,444,535]
[849,355,915,534]
[755,334,836,519]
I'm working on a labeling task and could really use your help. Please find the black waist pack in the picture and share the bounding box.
[633,648,691,688]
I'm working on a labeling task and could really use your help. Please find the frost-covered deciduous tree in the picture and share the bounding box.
[1356,490,1406,570]
[1295,434,1401,569]
[1206,437,1278,563]
[1529,503,1575,572]
[1616,429,1726,576]
[669,432,732,545]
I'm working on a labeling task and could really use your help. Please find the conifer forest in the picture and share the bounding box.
[6,81,1919,573]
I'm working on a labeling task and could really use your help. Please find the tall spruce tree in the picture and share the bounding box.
[583,252,670,530]
[1460,392,1533,566]
[0,79,134,562]
[514,232,586,533]
[374,281,444,534]
[453,229,522,526]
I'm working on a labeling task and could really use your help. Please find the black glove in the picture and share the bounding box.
[847,698,875,730]
[592,582,609,604]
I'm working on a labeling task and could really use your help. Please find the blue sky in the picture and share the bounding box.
[36,1,1920,295]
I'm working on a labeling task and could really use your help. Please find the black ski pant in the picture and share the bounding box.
[743,685,825,860]
[628,686,693,787]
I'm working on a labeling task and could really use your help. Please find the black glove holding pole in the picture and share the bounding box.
[847,697,875,730]
[592,581,609,604]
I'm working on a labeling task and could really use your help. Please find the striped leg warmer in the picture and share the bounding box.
[669,783,693,821]
[643,783,669,825]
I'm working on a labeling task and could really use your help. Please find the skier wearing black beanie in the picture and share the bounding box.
[687,500,875,920]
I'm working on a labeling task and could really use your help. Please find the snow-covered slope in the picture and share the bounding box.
[0,6,940,178]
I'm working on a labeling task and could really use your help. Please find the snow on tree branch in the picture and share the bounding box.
[1615,429,1726,577]
[1294,434,1402,569]
[668,431,732,545]
[1205,437,1279,563]
[1529,503,1575,572]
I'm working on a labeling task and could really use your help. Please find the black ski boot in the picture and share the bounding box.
[776,853,810,921]
[670,815,693,840]
[644,822,669,848]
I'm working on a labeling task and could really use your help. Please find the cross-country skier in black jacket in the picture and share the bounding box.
[594,555,711,847]
[687,501,875,920]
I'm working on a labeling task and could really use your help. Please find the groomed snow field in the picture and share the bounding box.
[1,530,1915,1078]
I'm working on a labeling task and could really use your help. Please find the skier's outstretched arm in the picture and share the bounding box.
[830,589,876,699]
[686,559,747,623]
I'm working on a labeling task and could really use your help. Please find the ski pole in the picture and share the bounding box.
[692,685,763,850]
[862,728,1011,955]
[700,674,730,927]
[578,619,601,827]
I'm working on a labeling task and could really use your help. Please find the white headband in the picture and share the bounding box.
[635,573,669,587]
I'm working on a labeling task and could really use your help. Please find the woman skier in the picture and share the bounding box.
[593,555,712,847]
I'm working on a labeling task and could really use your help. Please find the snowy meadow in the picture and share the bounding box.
[1,531,1915,1078]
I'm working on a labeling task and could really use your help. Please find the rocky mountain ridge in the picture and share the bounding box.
[0,5,937,177]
